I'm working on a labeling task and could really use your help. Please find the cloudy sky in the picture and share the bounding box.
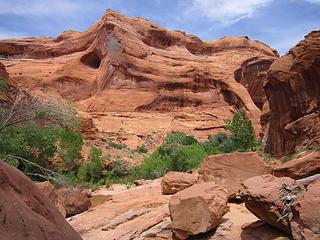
[0,0,319,55]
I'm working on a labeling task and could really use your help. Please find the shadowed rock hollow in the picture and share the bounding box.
[0,10,278,144]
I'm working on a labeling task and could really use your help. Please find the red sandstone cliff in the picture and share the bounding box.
[264,30,320,155]
[0,10,278,145]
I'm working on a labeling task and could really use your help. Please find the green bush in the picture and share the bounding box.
[164,131,198,146]
[58,130,83,171]
[131,132,203,180]
[107,142,127,150]
[170,144,206,172]
[104,160,128,185]
[0,124,60,175]
[87,147,104,182]
[77,163,89,182]
[203,132,229,154]
[135,145,148,154]
[132,151,172,179]
[224,111,260,152]
[0,78,6,92]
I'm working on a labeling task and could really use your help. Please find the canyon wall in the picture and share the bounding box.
[0,10,278,145]
[264,31,320,155]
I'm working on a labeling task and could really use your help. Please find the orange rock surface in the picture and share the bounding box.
[0,10,278,144]
[264,31,320,155]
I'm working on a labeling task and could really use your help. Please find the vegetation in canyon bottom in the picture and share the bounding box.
[0,78,261,188]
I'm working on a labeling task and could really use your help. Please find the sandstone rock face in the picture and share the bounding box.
[58,188,91,217]
[198,152,271,198]
[264,31,320,156]
[70,179,171,240]
[291,179,320,240]
[0,10,278,143]
[36,181,67,217]
[240,174,305,234]
[36,181,92,218]
[0,161,82,240]
[169,182,228,239]
[0,62,8,80]
[274,150,320,179]
[234,57,275,110]
[161,171,198,195]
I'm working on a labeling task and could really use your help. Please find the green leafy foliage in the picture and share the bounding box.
[76,147,104,185]
[135,145,148,154]
[0,78,6,92]
[170,144,206,172]
[223,111,260,152]
[132,132,204,179]
[107,142,127,150]
[87,147,104,182]
[104,160,128,185]
[0,124,59,172]
[58,130,83,171]
[76,163,89,182]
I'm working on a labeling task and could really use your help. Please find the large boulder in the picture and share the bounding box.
[161,171,198,195]
[274,150,320,179]
[169,182,228,239]
[36,181,67,217]
[240,174,305,234]
[291,179,320,240]
[0,161,82,240]
[58,188,91,217]
[199,152,271,198]
[264,30,320,156]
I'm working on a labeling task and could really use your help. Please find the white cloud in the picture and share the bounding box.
[189,0,273,25]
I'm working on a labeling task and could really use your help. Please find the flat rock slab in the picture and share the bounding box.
[274,150,320,179]
[199,152,271,198]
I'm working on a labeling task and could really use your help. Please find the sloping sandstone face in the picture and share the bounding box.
[234,57,275,110]
[198,152,272,198]
[240,174,305,234]
[274,150,320,179]
[70,179,171,240]
[264,31,320,156]
[0,62,8,80]
[0,161,82,240]
[291,179,320,240]
[0,10,278,142]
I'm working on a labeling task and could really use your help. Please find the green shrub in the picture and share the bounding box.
[170,144,206,172]
[203,132,230,154]
[0,78,6,92]
[108,142,127,150]
[224,111,260,152]
[104,160,127,185]
[77,163,89,182]
[135,145,148,154]
[133,151,172,179]
[0,124,60,175]
[131,132,204,180]
[164,131,198,146]
[87,147,104,182]
[58,130,83,171]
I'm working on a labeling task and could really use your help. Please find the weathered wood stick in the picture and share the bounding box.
[297,174,320,186]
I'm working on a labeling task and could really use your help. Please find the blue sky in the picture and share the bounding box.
[0,0,319,55]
